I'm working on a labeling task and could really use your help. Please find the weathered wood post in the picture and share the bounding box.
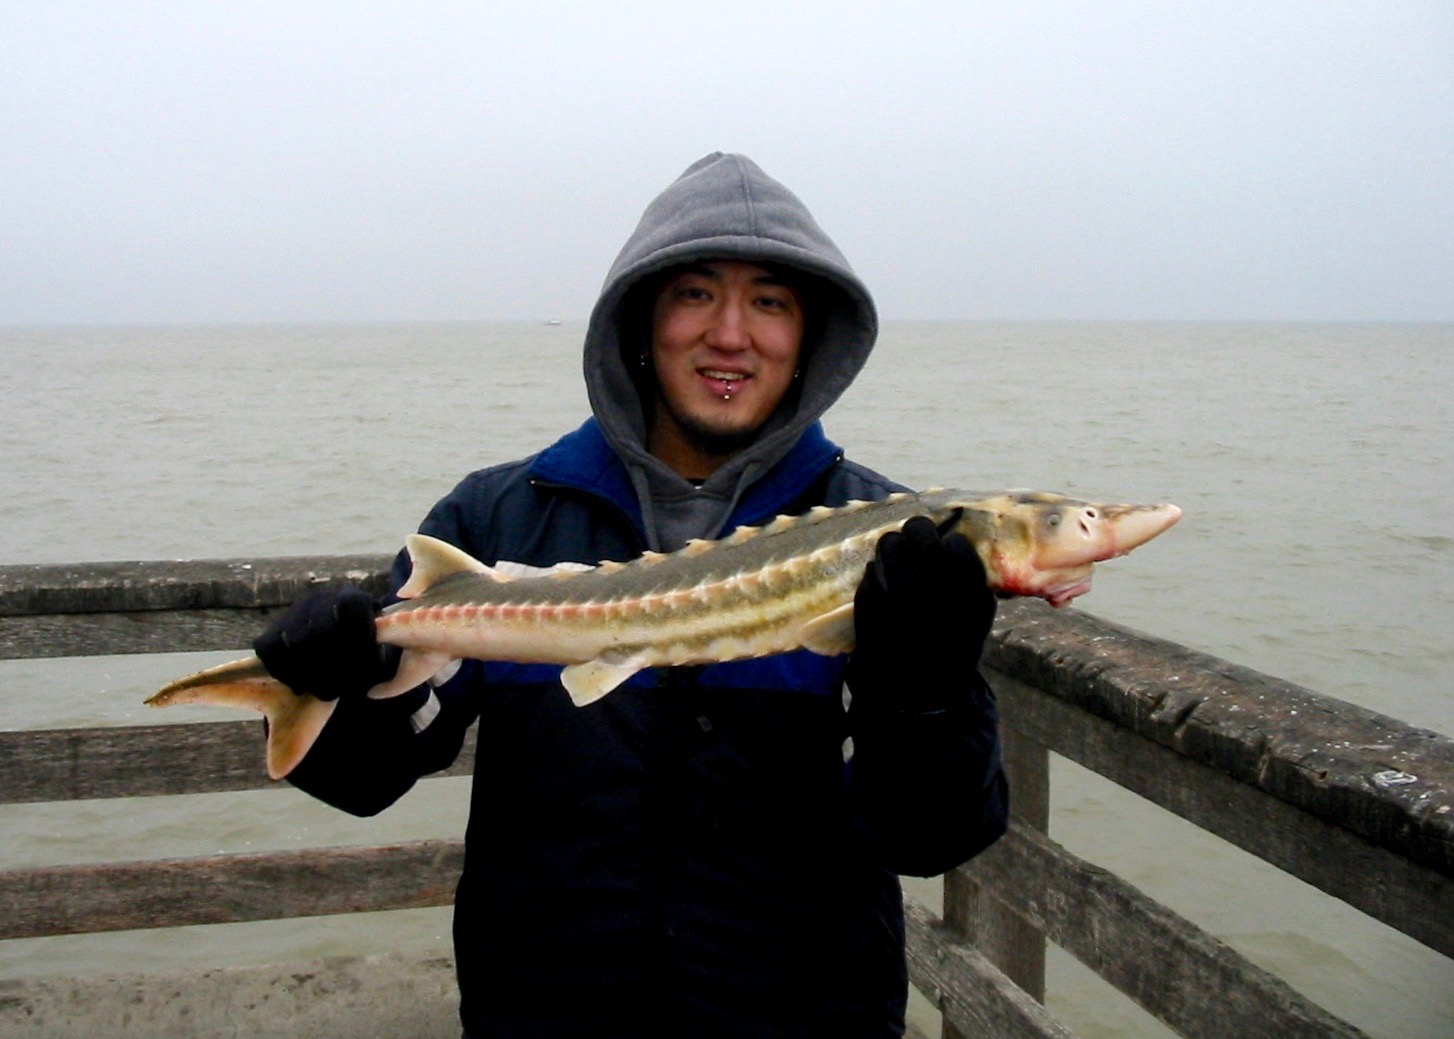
[941,668,1050,1039]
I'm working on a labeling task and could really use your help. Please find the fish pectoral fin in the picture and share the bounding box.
[367,649,456,699]
[398,534,499,598]
[799,603,857,657]
[559,657,646,707]
[146,655,336,780]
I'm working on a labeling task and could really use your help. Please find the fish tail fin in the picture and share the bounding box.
[397,534,498,598]
[146,655,337,780]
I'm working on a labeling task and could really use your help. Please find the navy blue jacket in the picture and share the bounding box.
[288,420,1007,1039]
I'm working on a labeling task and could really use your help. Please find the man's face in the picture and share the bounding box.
[648,260,805,476]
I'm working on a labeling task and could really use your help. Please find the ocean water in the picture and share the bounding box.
[1,321,1451,1037]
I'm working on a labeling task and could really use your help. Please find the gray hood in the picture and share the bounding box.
[583,152,878,549]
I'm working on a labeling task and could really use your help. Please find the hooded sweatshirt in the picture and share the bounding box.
[583,151,879,549]
[285,154,1006,1039]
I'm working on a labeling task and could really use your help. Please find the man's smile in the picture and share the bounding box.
[699,368,751,395]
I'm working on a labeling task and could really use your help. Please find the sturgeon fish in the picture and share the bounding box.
[147,490,1179,778]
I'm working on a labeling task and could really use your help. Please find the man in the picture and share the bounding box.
[258,153,1007,1038]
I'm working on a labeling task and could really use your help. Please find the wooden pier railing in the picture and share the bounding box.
[1,556,1450,1039]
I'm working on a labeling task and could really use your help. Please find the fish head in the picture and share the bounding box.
[951,491,1181,607]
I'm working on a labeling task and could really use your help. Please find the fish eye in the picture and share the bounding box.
[1047,512,1062,527]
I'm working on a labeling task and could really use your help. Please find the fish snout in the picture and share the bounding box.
[1102,502,1183,557]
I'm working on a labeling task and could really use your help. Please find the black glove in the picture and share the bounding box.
[847,515,997,713]
[253,588,399,701]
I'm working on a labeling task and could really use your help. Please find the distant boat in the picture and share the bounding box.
[544,319,563,326]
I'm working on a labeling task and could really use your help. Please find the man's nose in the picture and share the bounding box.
[703,301,751,349]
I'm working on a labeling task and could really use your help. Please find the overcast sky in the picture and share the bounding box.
[4,2,1451,323]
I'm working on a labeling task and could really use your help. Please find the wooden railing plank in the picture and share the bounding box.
[0,609,270,659]
[0,950,462,1039]
[0,841,464,940]
[962,822,1371,1039]
[0,554,392,660]
[0,723,477,804]
[0,721,270,802]
[0,556,393,616]
[903,898,1078,1039]
[991,670,1454,958]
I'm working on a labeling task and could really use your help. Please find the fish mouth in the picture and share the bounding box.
[1043,577,1093,608]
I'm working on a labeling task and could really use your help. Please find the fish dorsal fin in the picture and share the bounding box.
[398,534,499,598]
[799,602,857,657]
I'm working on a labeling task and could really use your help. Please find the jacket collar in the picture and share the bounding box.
[530,417,843,536]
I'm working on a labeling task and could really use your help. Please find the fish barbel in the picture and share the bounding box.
[147,489,1180,778]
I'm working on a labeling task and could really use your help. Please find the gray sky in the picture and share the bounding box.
[4,2,1451,323]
